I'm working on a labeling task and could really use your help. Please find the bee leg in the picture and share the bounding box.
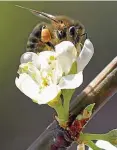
[74,35,80,46]
[80,32,88,40]
[79,43,83,49]
[74,32,88,49]
[46,42,55,51]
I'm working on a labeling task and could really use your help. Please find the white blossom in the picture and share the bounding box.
[15,39,94,104]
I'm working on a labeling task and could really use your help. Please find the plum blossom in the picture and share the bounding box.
[15,39,94,104]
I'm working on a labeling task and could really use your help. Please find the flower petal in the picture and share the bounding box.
[88,140,117,150]
[15,73,61,104]
[15,73,40,100]
[38,84,61,104]
[77,39,94,72]
[19,63,41,84]
[58,71,83,89]
[51,62,63,84]
[20,52,40,67]
[55,41,77,75]
[55,41,77,57]
[38,51,56,69]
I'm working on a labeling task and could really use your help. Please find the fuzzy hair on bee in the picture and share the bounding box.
[16,5,86,54]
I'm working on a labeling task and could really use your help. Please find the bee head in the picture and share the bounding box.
[16,5,86,49]
[52,16,85,46]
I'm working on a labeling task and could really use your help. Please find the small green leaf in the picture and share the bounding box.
[76,114,83,120]
[76,103,95,120]
[84,103,95,113]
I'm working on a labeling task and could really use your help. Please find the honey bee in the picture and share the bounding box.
[16,5,87,53]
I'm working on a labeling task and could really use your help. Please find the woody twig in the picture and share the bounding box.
[26,57,117,150]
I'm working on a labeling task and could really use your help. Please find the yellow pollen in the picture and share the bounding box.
[42,78,49,86]
[50,55,55,61]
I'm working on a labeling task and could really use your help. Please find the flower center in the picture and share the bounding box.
[40,70,53,90]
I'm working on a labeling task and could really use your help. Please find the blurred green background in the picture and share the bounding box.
[0,1,117,150]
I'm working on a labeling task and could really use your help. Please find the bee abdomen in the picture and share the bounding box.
[26,23,46,52]
[26,41,38,52]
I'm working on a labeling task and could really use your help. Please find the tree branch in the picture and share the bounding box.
[26,57,117,150]
[70,56,117,118]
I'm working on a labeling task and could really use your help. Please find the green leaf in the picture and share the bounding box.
[76,103,95,120]
[79,129,117,149]
[106,129,117,147]
[84,103,95,113]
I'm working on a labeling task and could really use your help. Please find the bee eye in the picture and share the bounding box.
[69,26,76,36]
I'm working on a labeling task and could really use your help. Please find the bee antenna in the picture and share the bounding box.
[15,5,28,10]
[15,5,59,24]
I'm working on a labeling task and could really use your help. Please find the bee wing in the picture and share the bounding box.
[16,5,58,23]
